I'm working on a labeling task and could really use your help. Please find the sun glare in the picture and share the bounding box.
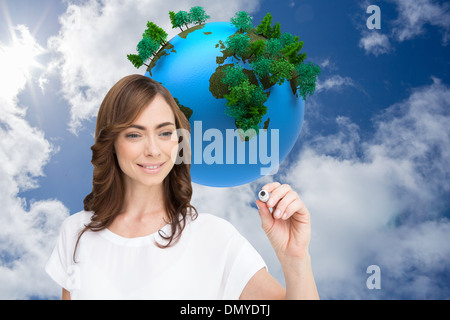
[0,24,45,96]
[0,0,46,95]
[7,25,44,76]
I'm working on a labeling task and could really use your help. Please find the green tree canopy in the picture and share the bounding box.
[248,39,266,58]
[282,40,306,65]
[248,84,269,110]
[127,54,144,68]
[189,6,210,25]
[264,38,283,59]
[250,56,271,79]
[224,100,247,121]
[169,11,183,31]
[222,65,247,87]
[174,10,191,30]
[270,59,295,85]
[169,11,176,28]
[137,37,160,64]
[256,12,272,38]
[296,62,321,100]
[143,21,168,46]
[271,22,281,38]
[224,79,268,132]
[225,34,250,58]
[230,11,254,32]
[280,32,296,47]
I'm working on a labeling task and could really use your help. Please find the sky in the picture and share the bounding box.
[0,0,449,300]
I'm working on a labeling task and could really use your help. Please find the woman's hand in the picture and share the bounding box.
[256,182,311,261]
[255,182,319,299]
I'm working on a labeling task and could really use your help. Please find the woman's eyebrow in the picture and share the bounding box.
[129,124,146,130]
[129,122,175,130]
[156,122,175,129]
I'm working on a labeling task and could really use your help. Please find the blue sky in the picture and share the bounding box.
[1,0,449,299]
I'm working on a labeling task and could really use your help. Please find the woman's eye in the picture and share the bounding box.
[160,131,173,137]
[125,133,140,139]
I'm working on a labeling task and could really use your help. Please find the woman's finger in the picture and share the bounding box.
[261,181,281,194]
[284,197,310,222]
[272,190,298,219]
[266,184,291,209]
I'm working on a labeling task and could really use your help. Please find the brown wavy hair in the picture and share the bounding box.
[74,74,197,261]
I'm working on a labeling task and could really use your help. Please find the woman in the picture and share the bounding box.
[45,74,319,300]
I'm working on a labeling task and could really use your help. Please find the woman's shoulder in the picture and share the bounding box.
[193,213,234,227]
[60,210,93,233]
[189,213,240,238]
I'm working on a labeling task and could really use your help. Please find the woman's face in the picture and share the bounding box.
[114,94,178,189]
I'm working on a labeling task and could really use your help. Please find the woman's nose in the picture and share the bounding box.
[144,136,161,157]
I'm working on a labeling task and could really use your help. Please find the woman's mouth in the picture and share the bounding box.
[137,162,165,173]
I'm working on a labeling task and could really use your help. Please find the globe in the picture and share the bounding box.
[145,22,305,187]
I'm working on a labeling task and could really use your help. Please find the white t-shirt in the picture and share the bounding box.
[45,211,266,300]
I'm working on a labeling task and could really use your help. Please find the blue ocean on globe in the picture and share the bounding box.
[145,22,304,187]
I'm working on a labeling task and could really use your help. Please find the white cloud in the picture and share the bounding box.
[391,0,450,44]
[368,219,450,298]
[359,31,392,56]
[319,58,330,69]
[316,75,356,93]
[0,199,69,299]
[0,25,69,299]
[369,78,450,202]
[46,0,261,134]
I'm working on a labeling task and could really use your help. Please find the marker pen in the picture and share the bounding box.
[258,190,270,202]
[258,190,273,213]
